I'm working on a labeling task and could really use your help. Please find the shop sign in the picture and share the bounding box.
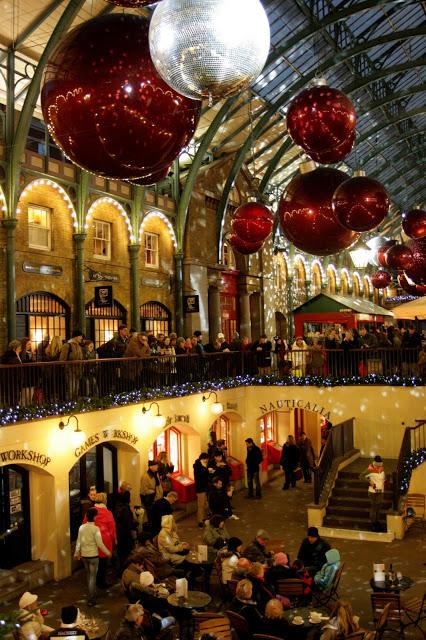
[0,449,51,467]
[143,276,167,288]
[183,295,199,313]
[94,285,113,308]
[86,267,119,283]
[259,398,331,420]
[10,488,22,514]
[74,428,139,458]
[22,261,62,276]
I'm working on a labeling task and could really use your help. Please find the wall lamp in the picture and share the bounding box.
[202,391,223,415]
[142,402,167,429]
[58,415,85,447]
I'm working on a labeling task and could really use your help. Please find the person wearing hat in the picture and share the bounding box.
[140,461,163,524]
[297,527,331,577]
[217,333,231,352]
[134,532,177,580]
[243,530,272,565]
[121,558,169,613]
[59,329,84,401]
[17,592,54,640]
[360,455,386,531]
[220,536,243,584]
[114,603,174,640]
[49,606,88,640]
[266,552,297,589]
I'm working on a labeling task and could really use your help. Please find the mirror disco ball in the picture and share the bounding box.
[149,0,270,101]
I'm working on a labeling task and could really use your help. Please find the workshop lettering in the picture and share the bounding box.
[74,429,139,457]
[259,399,331,420]
[0,449,51,467]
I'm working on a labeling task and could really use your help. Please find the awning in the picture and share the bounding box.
[292,293,394,317]
[393,297,426,320]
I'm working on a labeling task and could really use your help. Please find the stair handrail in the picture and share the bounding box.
[313,418,355,505]
[393,419,426,510]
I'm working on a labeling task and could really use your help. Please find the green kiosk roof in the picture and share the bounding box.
[292,293,394,317]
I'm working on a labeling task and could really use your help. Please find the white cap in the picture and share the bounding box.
[139,571,155,587]
[19,592,38,609]
[217,333,225,339]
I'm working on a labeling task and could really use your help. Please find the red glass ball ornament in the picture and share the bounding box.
[231,202,274,244]
[278,167,359,256]
[371,270,392,289]
[127,165,170,186]
[41,14,201,180]
[286,84,356,157]
[398,273,426,296]
[377,240,397,267]
[306,131,355,164]
[228,234,264,255]
[405,238,426,285]
[401,209,426,240]
[385,244,413,271]
[105,0,158,6]
[332,176,389,232]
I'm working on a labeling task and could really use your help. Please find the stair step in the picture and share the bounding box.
[326,506,389,519]
[15,560,54,590]
[339,471,394,480]
[328,497,393,508]
[0,569,19,589]
[333,488,393,499]
[324,516,387,531]
[0,581,26,603]
[334,479,393,490]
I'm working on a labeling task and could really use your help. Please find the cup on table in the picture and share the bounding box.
[292,615,304,625]
[396,571,403,582]
[310,611,322,624]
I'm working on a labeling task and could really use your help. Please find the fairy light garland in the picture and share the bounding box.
[86,197,134,242]
[17,178,77,228]
[139,211,177,248]
[400,447,426,493]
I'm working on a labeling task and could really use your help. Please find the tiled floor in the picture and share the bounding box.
[2,475,425,637]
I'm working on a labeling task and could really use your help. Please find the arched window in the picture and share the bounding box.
[364,277,371,299]
[85,298,126,347]
[340,271,349,295]
[149,427,181,472]
[16,292,70,352]
[327,267,337,294]
[273,256,287,290]
[311,264,322,296]
[211,416,230,452]
[221,240,236,269]
[293,258,306,306]
[140,301,171,335]
[352,274,361,297]
[259,413,276,446]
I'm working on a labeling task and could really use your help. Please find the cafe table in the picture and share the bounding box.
[283,606,330,636]
[167,591,212,640]
[186,550,214,592]
[370,576,414,593]
[78,616,109,640]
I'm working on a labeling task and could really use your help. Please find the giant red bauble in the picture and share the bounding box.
[398,273,426,296]
[401,209,426,240]
[41,14,201,180]
[377,239,397,267]
[286,84,356,158]
[231,202,274,244]
[106,0,159,5]
[127,165,170,186]
[332,176,389,232]
[371,270,392,289]
[228,234,264,255]
[385,244,413,271]
[278,167,359,256]
[306,131,355,164]
[405,238,426,285]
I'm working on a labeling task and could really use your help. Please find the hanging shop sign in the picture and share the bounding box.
[0,449,51,467]
[94,285,113,308]
[142,276,167,288]
[86,267,120,283]
[74,428,139,458]
[259,398,331,420]
[22,261,63,276]
[183,295,199,313]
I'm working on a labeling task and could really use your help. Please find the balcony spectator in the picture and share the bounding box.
[252,334,272,374]
[59,329,84,400]
[291,337,308,377]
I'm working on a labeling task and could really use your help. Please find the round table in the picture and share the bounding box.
[370,576,414,593]
[167,590,212,610]
[283,606,330,631]
[186,553,214,592]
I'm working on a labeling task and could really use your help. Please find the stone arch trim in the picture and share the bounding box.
[16,178,77,228]
[139,211,177,249]
[86,196,134,242]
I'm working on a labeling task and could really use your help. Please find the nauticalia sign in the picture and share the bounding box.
[259,399,331,420]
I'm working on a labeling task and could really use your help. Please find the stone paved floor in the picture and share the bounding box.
[2,475,425,637]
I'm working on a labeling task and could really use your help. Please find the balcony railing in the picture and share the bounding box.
[0,347,423,416]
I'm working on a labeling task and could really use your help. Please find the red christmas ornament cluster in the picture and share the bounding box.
[332,176,389,232]
[401,209,426,240]
[371,270,392,289]
[41,14,201,181]
[228,202,274,255]
[405,238,426,286]
[228,234,264,255]
[385,244,413,271]
[278,167,359,256]
[377,240,397,267]
[286,84,356,164]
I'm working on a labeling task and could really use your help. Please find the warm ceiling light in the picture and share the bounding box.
[202,391,223,415]
[142,402,167,429]
[350,240,371,269]
[59,415,85,446]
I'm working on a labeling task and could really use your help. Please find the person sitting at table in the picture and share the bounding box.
[229,578,263,632]
[262,598,293,639]
[231,557,252,581]
[114,602,175,640]
[157,515,189,567]
[133,571,171,616]
[319,599,361,640]
[48,605,88,640]
[248,562,290,613]
[297,526,330,576]
[243,529,273,565]
[220,537,243,584]
[291,559,313,597]
[266,552,297,589]
[18,592,54,640]
[121,556,146,599]
[313,548,341,592]
[135,533,179,580]
[203,514,230,561]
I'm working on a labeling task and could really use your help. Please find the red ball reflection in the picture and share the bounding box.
[231,202,274,244]
[401,209,426,240]
[41,14,201,180]
[278,167,359,256]
[385,244,413,271]
[127,166,170,186]
[332,176,389,232]
[306,131,355,164]
[377,240,397,268]
[398,273,426,296]
[228,234,264,255]
[286,84,356,157]
[371,270,392,289]
[405,238,426,285]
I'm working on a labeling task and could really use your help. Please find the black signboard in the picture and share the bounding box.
[183,295,199,313]
[94,285,113,308]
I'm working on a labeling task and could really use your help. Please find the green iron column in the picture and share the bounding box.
[3,219,17,342]
[175,253,183,336]
[73,233,86,332]
[128,244,140,330]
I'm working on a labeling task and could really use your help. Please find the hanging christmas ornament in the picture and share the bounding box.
[401,208,426,240]
[231,202,274,244]
[404,238,426,285]
[398,273,426,296]
[149,0,270,101]
[377,239,397,267]
[127,166,170,186]
[286,80,356,161]
[371,270,392,289]
[41,14,201,180]
[228,234,264,255]
[306,132,355,164]
[385,243,413,271]
[278,162,359,256]
[332,171,389,232]
[105,0,159,5]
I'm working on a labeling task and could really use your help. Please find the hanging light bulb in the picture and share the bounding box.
[202,391,223,415]
[142,402,167,429]
[58,415,85,448]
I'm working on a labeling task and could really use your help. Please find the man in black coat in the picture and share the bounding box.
[193,452,210,527]
[208,452,232,486]
[280,434,300,490]
[245,437,263,499]
[297,526,331,576]
[208,477,233,518]
[151,491,178,536]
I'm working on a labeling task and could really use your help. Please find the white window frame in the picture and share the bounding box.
[93,219,111,260]
[28,204,51,251]
[144,232,159,268]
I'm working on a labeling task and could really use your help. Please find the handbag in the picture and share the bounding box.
[294,466,303,481]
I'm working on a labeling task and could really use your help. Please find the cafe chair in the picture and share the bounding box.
[225,610,251,640]
[372,602,391,640]
[193,612,232,640]
[403,592,426,638]
[404,494,426,533]
[313,562,345,610]
[275,578,305,606]
[227,579,238,596]
[371,593,406,637]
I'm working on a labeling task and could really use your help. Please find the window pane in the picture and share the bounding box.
[93,220,111,259]
[168,429,179,471]
[28,205,51,250]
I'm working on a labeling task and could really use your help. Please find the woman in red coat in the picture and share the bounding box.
[84,491,116,588]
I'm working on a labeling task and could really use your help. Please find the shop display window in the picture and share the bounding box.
[211,415,230,452]
[149,427,181,472]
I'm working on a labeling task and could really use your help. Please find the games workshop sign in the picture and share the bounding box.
[74,428,139,458]
[0,449,51,467]
[259,399,331,420]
